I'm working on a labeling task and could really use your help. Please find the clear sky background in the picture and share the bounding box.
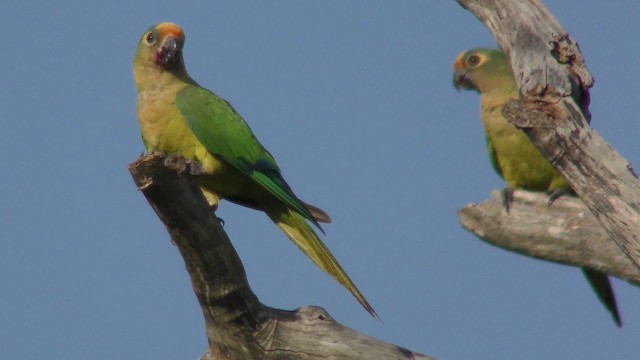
[1,1,639,359]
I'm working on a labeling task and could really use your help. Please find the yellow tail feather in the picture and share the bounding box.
[266,206,377,318]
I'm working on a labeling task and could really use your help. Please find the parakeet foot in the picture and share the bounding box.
[547,188,569,207]
[501,188,514,214]
[184,158,204,176]
[163,154,187,171]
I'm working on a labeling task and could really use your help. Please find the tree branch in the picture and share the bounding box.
[128,154,434,360]
[458,190,640,285]
[457,0,640,270]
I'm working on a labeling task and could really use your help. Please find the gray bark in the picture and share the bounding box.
[128,154,434,360]
[459,190,640,285]
[457,0,640,270]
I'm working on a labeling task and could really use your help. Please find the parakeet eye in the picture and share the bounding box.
[145,32,156,45]
[467,54,481,67]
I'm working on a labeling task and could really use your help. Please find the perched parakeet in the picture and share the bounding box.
[133,22,375,317]
[453,48,621,326]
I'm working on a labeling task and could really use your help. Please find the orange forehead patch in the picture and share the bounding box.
[453,51,468,70]
[156,22,184,39]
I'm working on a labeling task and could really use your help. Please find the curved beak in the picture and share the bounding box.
[156,36,183,69]
[453,69,473,91]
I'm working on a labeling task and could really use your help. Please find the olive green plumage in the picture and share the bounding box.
[133,22,375,317]
[453,49,569,193]
[453,48,621,326]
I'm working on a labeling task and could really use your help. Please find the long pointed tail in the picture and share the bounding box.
[266,206,377,318]
[581,267,621,327]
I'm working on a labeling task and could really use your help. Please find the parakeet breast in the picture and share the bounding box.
[480,98,569,191]
[137,86,228,185]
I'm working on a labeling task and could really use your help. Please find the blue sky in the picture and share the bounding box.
[1,1,639,359]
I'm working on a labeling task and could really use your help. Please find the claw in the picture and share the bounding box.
[501,188,514,214]
[163,154,184,168]
[547,188,569,207]
[184,158,204,176]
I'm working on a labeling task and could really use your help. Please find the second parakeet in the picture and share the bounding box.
[132,22,375,317]
[453,48,621,326]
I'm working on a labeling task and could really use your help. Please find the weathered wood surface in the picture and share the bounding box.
[459,190,640,285]
[457,0,640,270]
[129,154,434,360]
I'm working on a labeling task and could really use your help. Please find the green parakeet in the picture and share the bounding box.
[132,22,375,317]
[453,48,621,326]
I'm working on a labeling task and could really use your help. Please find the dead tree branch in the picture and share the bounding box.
[128,154,434,360]
[459,190,640,285]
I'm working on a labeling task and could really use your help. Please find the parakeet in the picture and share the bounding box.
[453,48,621,326]
[133,22,375,317]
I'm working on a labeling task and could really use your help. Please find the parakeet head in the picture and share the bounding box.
[134,22,186,72]
[453,48,514,95]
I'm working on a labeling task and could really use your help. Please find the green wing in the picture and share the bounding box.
[175,85,319,227]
